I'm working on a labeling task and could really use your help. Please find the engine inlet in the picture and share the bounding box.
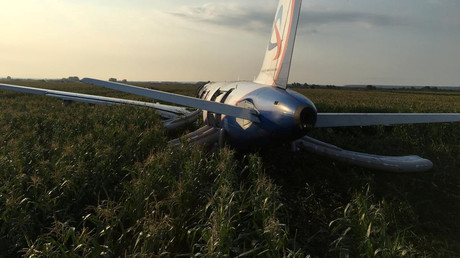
[294,105,317,131]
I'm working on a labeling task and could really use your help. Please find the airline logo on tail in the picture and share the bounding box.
[268,6,284,61]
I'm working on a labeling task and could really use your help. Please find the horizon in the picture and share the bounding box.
[3,77,460,89]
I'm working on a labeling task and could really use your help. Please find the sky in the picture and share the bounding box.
[1,0,460,86]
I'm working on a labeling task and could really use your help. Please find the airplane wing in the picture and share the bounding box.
[0,82,189,119]
[81,78,261,123]
[316,113,460,128]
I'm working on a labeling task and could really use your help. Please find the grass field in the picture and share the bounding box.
[0,80,459,257]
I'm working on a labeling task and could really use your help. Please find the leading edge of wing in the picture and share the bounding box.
[81,78,261,123]
[0,82,189,119]
[316,113,460,128]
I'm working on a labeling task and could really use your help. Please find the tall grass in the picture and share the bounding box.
[0,93,300,256]
[329,186,418,257]
[1,81,459,256]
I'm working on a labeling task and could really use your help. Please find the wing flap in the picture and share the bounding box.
[316,113,460,128]
[81,78,260,123]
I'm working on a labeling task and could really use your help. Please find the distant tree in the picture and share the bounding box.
[68,76,79,81]
[421,86,437,91]
[121,79,128,83]
[303,83,309,88]
[196,81,209,87]
[6,76,11,80]
[366,85,376,90]
[422,86,431,91]
[109,78,117,82]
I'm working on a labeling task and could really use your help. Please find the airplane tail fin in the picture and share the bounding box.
[254,0,302,89]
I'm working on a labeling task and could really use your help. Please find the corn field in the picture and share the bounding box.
[1,80,459,257]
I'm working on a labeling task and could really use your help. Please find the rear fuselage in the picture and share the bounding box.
[197,82,317,147]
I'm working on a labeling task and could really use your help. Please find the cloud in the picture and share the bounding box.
[172,3,273,32]
[303,11,403,27]
[170,3,406,34]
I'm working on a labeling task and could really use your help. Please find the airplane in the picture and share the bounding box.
[1,0,460,173]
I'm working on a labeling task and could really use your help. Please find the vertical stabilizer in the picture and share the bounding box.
[254,0,302,88]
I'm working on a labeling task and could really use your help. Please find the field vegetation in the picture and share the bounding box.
[0,80,459,257]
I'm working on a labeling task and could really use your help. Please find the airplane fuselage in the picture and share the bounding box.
[197,82,317,147]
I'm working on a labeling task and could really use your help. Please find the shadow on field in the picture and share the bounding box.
[253,125,460,256]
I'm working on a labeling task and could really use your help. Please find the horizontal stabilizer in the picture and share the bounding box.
[316,113,460,128]
[294,136,433,172]
[81,78,260,123]
[0,82,188,119]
